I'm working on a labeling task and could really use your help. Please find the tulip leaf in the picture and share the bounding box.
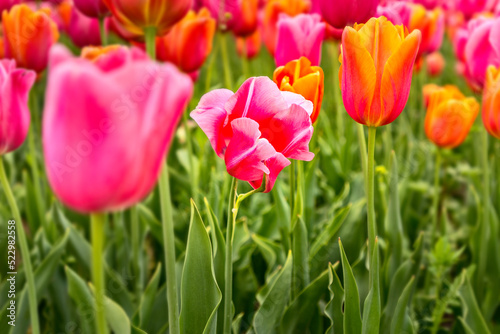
[280,268,329,333]
[362,239,380,334]
[253,251,293,334]
[292,217,309,298]
[88,284,131,334]
[458,269,491,334]
[339,239,362,334]
[65,266,95,334]
[137,262,162,327]
[325,262,343,334]
[180,201,222,334]
[390,276,415,334]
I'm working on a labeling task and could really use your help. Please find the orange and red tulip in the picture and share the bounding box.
[426,51,445,77]
[236,29,261,59]
[424,85,479,148]
[339,16,421,127]
[482,66,500,139]
[408,4,444,57]
[156,8,216,74]
[2,4,59,73]
[273,56,324,123]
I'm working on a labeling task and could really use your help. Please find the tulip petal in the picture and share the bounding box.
[249,152,290,193]
[281,91,314,116]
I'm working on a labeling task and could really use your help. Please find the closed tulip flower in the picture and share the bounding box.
[191,76,314,192]
[426,51,445,76]
[3,4,60,73]
[103,0,192,36]
[273,56,324,123]
[424,85,479,148]
[0,60,36,155]
[340,16,421,127]
[236,29,261,59]
[74,0,109,18]
[202,0,258,36]
[320,0,380,29]
[482,66,500,139]
[407,4,444,57]
[43,45,193,213]
[58,1,102,48]
[274,13,325,66]
[156,8,216,74]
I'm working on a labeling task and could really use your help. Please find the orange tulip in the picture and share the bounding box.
[339,16,421,127]
[482,66,500,139]
[423,83,463,107]
[273,56,324,123]
[2,4,59,73]
[424,85,479,148]
[103,0,191,36]
[236,29,261,59]
[81,45,122,61]
[408,4,444,57]
[262,0,310,55]
[426,51,445,77]
[156,8,216,74]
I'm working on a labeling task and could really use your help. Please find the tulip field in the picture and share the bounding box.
[1,0,500,333]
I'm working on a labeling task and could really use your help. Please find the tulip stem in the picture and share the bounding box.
[91,213,108,334]
[241,41,250,78]
[223,177,238,334]
[99,17,107,46]
[356,124,368,184]
[290,160,296,222]
[144,27,157,60]
[367,127,377,270]
[329,42,344,139]
[159,163,180,334]
[183,112,198,202]
[430,148,442,243]
[131,206,142,296]
[0,157,40,334]
[220,33,233,90]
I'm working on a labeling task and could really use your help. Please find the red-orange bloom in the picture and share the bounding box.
[273,57,324,123]
[339,17,421,127]
[103,0,191,36]
[424,85,479,148]
[236,29,261,59]
[156,8,216,74]
[482,66,500,139]
[2,4,59,73]
[408,4,444,57]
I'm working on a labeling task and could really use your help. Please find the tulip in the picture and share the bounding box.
[424,85,479,148]
[236,29,261,59]
[2,4,60,73]
[340,16,421,127]
[202,0,258,36]
[453,0,489,19]
[0,0,20,13]
[191,76,314,192]
[0,59,36,155]
[274,13,325,66]
[156,8,216,74]
[482,65,500,139]
[426,51,445,76]
[262,0,310,55]
[58,1,102,48]
[407,4,444,57]
[103,0,192,36]
[74,0,109,18]
[43,44,193,213]
[273,56,324,123]
[319,0,380,29]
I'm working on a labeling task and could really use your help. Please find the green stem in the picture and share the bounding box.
[159,164,180,334]
[205,37,219,92]
[330,42,344,139]
[241,40,250,79]
[99,17,107,46]
[131,206,142,296]
[367,127,377,270]
[144,27,157,60]
[91,213,108,334]
[220,33,233,90]
[223,178,238,334]
[357,124,368,183]
[431,149,442,243]
[0,157,40,334]
[183,112,198,202]
[477,129,490,298]
[290,160,296,222]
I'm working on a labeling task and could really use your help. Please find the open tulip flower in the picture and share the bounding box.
[0,59,36,155]
[103,0,192,36]
[273,56,324,123]
[424,84,479,149]
[191,76,314,192]
[156,8,216,75]
[2,4,60,73]
[274,13,325,66]
[340,16,421,127]
[43,45,193,213]
[482,66,500,139]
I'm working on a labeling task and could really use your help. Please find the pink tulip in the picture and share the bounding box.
[59,2,102,48]
[0,60,36,155]
[319,0,380,29]
[191,77,314,192]
[74,0,109,18]
[43,45,193,213]
[0,0,20,13]
[275,13,325,66]
[453,0,489,19]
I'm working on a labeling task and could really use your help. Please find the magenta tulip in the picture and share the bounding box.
[0,60,36,155]
[74,0,109,18]
[59,3,102,48]
[191,77,314,192]
[0,0,20,13]
[43,45,193,213]
[319,0,380,29]
[275,13,325,66]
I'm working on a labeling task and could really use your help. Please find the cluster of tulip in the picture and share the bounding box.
[0,0,499,333]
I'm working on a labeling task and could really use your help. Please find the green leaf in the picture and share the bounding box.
[362,238,380,334]
[431,271,465,334]
[180,201,222,334]
[88,284,132,334]
[280,269,329,333]
[65,266,95,334]
[253,251,293,334]
[252,234,278,275]
[458,269,491,334]
[390,276,415,334]
[325,262,343,334]
[339,239,362,334]
[137,262,162,327]
[292,217,309,298]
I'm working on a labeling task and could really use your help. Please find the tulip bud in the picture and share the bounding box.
[236,30,262,59]
[426,51,445,76]
[482,66,500,139]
